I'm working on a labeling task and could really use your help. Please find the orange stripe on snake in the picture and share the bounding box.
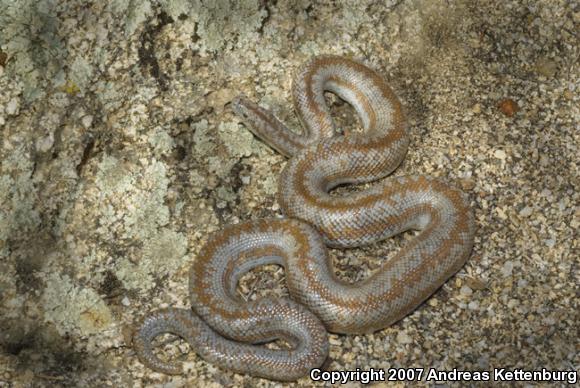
[133,56,475,381]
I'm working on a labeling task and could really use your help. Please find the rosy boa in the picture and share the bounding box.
[133,56,475,380]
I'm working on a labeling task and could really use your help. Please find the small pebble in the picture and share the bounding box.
[460,285,473,296]
[494,149,507,160]
[535,58,558,78]
[501,261,514,277]
[5,98,19,116]
[498,98,519,116]
[396,331,413,344]
[82,115,94,128]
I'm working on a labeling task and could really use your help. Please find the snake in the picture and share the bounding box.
[133,55,475,381]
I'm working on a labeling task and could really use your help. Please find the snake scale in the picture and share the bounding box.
[133,56,475,381]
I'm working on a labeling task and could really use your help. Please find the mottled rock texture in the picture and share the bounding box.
[0,0,577,386]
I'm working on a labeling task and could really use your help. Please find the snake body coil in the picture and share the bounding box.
[134,56,475,380]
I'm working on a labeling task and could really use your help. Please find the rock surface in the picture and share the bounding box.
[0,0,578,386]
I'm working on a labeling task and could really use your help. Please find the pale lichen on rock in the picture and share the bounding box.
[40,273,112,337]
[0,0,66,101]
[218,121,256,158]
[0,146,40,260]
[148,126,176,156]
[94,156,170,240]
[186,0,268,53]
[115,228,188,292]
[110,0,267,53]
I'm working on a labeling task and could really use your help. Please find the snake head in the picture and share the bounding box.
[230,94,256,121]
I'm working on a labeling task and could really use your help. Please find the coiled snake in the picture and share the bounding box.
[133,56,475,381]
